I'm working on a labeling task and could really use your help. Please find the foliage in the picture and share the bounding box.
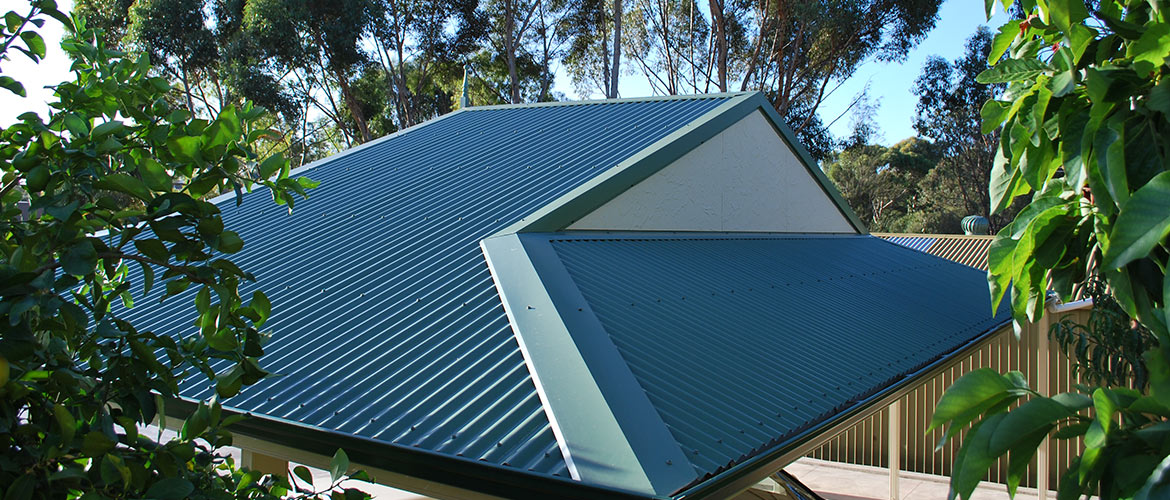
[826,139,938,232]
[931,1,1170,499]
[1051,279,1158,390]
[0,5,369,498]
[913,26,1022,233]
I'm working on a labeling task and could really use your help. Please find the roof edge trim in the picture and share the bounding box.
[464,92,753,111]
[494,91,867,235]
[164,398,661,500]
[494,93,758,235]
[481,233,699,495]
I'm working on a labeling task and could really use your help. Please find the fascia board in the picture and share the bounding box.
[162,397,660,500]
[493,93,759,235]
[480,233,698,496]
[747,94,869,234]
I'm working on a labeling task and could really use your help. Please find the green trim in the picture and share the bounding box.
[748,94,868,234]
[163,398,662,500]
[465,92,752,111]
[481,234,698,496]
[494,91,867,236]
[496,93,758,235]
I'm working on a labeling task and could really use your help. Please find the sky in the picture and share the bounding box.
[0,0,1008,146]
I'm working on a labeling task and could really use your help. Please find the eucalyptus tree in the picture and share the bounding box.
[561,0,623,97]
[912,26,1015,232]
[371,0,486,126]
[739,0,942,137]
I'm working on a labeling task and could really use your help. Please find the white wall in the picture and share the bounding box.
[567,110,856,233]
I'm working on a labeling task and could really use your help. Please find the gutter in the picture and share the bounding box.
[164,398,665,500]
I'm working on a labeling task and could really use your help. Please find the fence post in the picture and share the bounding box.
[889,401,900,500]
[1037,312,1050,500]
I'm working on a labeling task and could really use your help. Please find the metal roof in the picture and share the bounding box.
[115,94,736,483]
[117,92,1009,499]
[481,232,1009,495]
[875,233,995,271]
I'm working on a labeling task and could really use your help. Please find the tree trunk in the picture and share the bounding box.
[505,0,521,103]
[337,71,371,143]
[709,0,728,92]
[609,0,622,98]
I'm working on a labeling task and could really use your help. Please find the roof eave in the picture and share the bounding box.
[164,397,667,500]
[670,316,1013,500]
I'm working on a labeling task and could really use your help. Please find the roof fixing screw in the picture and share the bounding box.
[665,460,672,466]
[527,305,535,310]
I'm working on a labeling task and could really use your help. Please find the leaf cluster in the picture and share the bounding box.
[0,8,368,500]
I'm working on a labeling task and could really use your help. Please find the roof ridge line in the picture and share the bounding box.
[491,93,760,235]
[480,233,699,496]
[462,92,754,111]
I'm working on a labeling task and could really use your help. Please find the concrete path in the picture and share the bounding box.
[785,458,1052,500]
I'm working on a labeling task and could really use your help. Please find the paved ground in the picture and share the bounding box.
[785,457,1052,500]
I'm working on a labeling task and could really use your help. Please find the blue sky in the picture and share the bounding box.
[1,0,1008,146]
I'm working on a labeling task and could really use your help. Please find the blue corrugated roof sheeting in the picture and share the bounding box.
[548,234,1009,479]
[113,96,730,477]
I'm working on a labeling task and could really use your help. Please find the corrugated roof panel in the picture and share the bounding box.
[878,235,936,253]
[547,234,1009,480]
[115,96,732,478]
[875,233,995,271]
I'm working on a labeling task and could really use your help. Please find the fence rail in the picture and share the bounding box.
[807,307,1093,488]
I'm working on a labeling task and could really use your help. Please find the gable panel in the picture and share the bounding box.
[566,111,856,233]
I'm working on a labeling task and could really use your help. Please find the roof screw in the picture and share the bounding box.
[497,442,503,447]
[370,418,376,423]
[451,434,458,439]
[335,410,341,415]
[665,460,672,466]
[527,305,535,309]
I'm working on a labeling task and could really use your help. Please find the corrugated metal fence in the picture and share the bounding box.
[808,307,1093,488]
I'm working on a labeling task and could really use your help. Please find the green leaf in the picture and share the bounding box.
[330,448,349,482]
[167,135,202,162]
[1134,453,1170,500]
[1102,171,1170,270]
[217,231,243,254]
[989,20,1022,65]
[215,366,243,398]
[1005,426,1051,497]
[251,290,271,327]
[989,397,1073,456]
[980,100,1010,134]
[19,30,45,58]
[976,58,1050,84]
[138,158,171,192]
[82,430,116,456]
[95,173,153,201]
[146,478,195,500]
[4,473,35,500]
[1047,0,1089,32]
[181,404,209,440]
[0,75,25,97]
[195,286,211,313]
[293,465,314,485]
[91,120,123,138]
[1068,24,1096,64]
[134,239,169,262]
[1095,114,1129,208]
[258,154,285,179]
[60,240,97,277]
[989,147,1029,214]
[101,453,131,487]
[54,404,76,444]
[1130,23,1170,76]
[930,369,1023,439]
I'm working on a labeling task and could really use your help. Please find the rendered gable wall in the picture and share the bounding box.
[566,110,856,233]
